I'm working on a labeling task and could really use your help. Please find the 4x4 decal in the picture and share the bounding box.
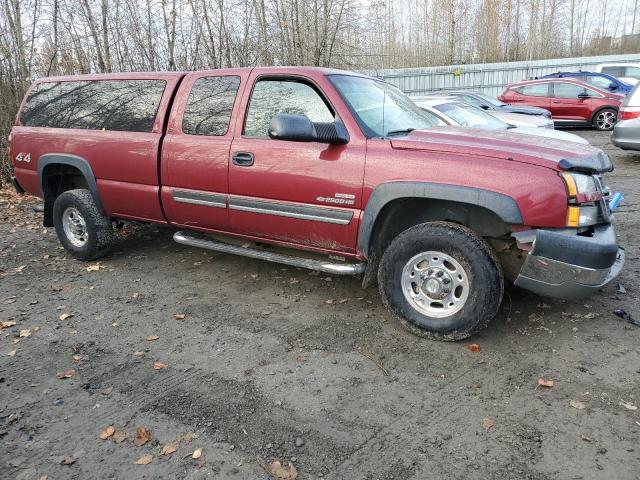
[15,152,31,163]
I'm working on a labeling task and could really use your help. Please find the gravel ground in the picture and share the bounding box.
[1,129,639,480]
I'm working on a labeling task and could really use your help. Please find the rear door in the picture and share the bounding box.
[227,72,366,254]
[508,83,551,110]
[161,70,249,232]
[550,82,598,122]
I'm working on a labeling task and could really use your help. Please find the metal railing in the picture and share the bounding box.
[373,53,640,97]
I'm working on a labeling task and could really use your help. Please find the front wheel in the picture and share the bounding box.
[593,108,617,131]
[378,222,503,341]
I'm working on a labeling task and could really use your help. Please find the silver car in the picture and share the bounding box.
[611,83,640,151]
[412,97,588,144]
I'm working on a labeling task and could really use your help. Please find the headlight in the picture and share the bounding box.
[560,173,603,227]
[561,172,598,196]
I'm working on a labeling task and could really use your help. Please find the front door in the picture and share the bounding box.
[228,74,365,254]
[161,70,248,232]
[550,82,596,123]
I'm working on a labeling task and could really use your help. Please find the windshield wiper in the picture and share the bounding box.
[385,128,415,137]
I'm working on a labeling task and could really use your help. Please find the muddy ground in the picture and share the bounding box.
[1,129,639,480]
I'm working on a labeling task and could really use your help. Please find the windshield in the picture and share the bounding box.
[474,93,506,107]
[329,75,444,137]
[434,102,507,129]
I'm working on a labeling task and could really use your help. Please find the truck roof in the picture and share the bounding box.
[33,66,372,84]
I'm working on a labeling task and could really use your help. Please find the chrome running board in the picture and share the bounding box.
[173,231,366,276]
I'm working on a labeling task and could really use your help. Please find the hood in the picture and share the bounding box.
[499,105,551,116]
[390,126,612,173]
[493,111,553,128]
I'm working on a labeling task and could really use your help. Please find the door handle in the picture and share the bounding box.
[232,152,254,167]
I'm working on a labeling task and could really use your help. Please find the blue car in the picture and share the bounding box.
[538,71,632,94]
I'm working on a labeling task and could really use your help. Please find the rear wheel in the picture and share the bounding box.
[593,108,617,131]
[53,189,113,261]
[378,222,503,341]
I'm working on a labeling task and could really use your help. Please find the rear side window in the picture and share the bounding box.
[601,66,625,77]
[243,79,334,138]
[516,84,549,97]
[20,80,166,132]
[182,76,240,136]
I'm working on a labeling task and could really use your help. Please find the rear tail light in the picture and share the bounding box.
[619,108,640,120]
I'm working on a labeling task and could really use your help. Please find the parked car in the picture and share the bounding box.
[538,71,632,94]
[10,67,624,341]
[595,63,640,86]
[428,90,553,118]
[499,78,624,130]
[411,96,588,144]
[612,82,640,151]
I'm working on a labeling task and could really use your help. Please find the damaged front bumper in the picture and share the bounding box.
[514,224,624,299]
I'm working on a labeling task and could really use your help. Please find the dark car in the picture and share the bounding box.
[428,90,552,118]
[499,78,624,130]
[538,71,632,94]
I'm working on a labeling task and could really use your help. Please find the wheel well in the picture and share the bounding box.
[41,164,89,227]
[361,198,512,287]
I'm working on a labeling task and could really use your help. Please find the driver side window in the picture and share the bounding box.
[243,79,334,138]
[553,83,585,99]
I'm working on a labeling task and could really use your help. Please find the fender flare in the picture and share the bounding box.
[357,181,523,257]
[37,153,105,214]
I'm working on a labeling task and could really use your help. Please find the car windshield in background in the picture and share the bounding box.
[329,75,443,137]
[435,102,507,129]
[474,93,506,107]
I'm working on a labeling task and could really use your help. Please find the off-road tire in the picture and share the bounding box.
[378,221,503,341]
[592,108,617,131]
[53,189,113,261]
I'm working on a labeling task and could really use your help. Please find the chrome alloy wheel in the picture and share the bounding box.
[401,251,470,318]
[596,110,616,130]
[62,207,88,247]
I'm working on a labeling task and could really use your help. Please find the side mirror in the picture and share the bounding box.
[268,113,348,144]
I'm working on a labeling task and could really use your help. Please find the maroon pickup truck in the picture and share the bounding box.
[10,67,624,340]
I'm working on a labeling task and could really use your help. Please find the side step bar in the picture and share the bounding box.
[173,231,366,276]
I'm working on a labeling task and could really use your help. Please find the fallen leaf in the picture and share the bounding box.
[570,399,586,410]
[153,361,168,370]
[100,386,113,396]
[7,350,16,357]
[86,263,104,272]
[59,313,73,321]
[537,378,554,388]
[133,427,151,446]
[266,460,298,480]
[0,320,17,329]
[60,455,76,465]
[56,369,76,379]
[183,432,195,442]
[481,416,494,431]
[132,292,140,299]
[134,454,153,465]
[146,335,159,341]
[581,435,593,442]
[15,265,26,273]
[173,313,186,320]
[620,400,638,411]
[467,343,481,353]
[99,426,116,439]
[191,448,202,459]
[112,430,128,443]
[133,351,145,358]
[19,329,31,338]
[160,441,179,456]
